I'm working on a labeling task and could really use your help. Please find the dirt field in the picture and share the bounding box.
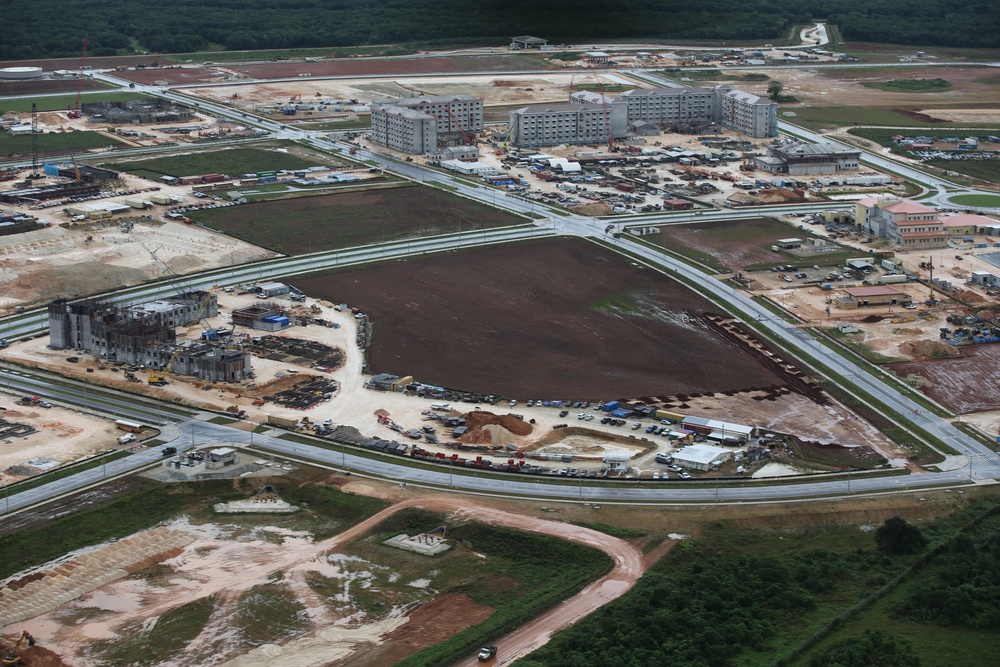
[650,217,805,272]
[185,71,620,113]
[735,65,1000,111]
[890,344,1000,414]
[294,238,787,400]
[0,78,108,98]
[0,398,121,486]
[1,494,643,667]
[191,185,528,254]
[117,54,551,87]
[0,217,276,311]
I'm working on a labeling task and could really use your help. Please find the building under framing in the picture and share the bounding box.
[47,292,252,382]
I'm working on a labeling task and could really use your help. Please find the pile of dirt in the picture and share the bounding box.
[894,327,924,335]
[899,339,963,360]
[956,290,987,305]
[896,108,950,123]
[571,201,613,216]
[862,315,885,323]
[464,411,533,436]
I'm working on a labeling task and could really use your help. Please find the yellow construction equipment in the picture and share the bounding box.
[2,630,34,666]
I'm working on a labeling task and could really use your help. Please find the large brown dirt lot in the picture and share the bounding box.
[294,238,788,400]
[651,217,800,272]
[0,79,107,98]
[728,65,1000,110]
[119,54,549,86]
[890,344,1000,414]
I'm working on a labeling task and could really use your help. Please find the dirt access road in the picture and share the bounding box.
[214,495,645,667]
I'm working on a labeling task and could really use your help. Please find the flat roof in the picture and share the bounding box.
[844,286,904,297]
[673,443,732,465]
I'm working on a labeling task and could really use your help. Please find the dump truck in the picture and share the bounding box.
[477,646,497,662]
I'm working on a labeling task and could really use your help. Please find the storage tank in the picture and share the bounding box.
[0,67,43,80]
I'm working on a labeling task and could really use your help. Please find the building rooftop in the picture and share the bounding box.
[941,213,994,227]
[511,103,605,113]
[772,141,859,157]
[673,443,732,465]
[620,86,710,98]
[882,199,936,215]
[844,286,906,297]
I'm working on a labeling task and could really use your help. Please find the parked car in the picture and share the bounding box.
[680,472,692,479]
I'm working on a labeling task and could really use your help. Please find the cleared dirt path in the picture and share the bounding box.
[442,500,651,667]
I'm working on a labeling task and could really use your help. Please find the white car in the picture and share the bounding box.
[509,399,517,407]
[652,472,660,480]
[680,472,692,479]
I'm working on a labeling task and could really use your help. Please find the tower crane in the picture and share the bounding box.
[28,103,41,179]
[597,78,613,150]
[67,38,88,119]
[445,105,474,145]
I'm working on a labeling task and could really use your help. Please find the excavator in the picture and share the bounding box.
[2,630,35,666]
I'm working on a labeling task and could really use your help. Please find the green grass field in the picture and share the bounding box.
[861,78,952,93]
[191,184,528,254]
[0,91,147,114]
[0,130,126,158]
[927,159,1000,185]
[788,107,1000,131]
[98,144,338,178]
[949,193,1000,207]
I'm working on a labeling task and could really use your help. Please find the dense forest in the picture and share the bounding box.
[514,503,1000,667]
[0,0,996,61]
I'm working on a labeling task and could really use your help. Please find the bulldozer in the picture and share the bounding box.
[2,630,35,666]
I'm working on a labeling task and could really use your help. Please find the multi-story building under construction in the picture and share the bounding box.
[47,292,252,382]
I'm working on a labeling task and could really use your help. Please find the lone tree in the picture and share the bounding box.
[766,80,785,101]
[876,516,928,556]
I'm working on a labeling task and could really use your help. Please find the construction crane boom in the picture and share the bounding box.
[445,106,474,145]
[597,78,613,150]
[68,38,88,119]
[28,104,40,179]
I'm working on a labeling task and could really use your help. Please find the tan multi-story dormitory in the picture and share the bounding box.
[370,95,484,154]
[507,84,777,149]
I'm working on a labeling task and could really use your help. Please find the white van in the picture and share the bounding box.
[431,403,453,411]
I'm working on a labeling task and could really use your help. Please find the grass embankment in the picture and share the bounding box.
[346,509,613,667]
[790,107,1000,131]
[0,130,126,156]
[0,91,145,114]
[99,144,335,178]
[660,68,770,82]
[927,160,1000,186]
[861,78,952,93]
[87,596,217,665]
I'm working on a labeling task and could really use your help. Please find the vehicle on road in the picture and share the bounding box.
[477,645,497,661]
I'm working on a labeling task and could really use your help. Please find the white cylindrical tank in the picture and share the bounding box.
[0,67,44,80]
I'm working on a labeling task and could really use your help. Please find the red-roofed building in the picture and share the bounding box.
[857,197,946,247]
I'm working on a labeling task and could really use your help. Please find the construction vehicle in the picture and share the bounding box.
[3,630,35,666]
[477,646,497,662]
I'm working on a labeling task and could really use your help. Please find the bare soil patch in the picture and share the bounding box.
[119,55,549,86]
[340,593,493,666]
[294,238,788,400]
[890,344,1000,414]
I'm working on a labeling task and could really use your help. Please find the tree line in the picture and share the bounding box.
[0,0,996,61]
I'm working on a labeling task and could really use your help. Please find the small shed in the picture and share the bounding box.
[510,36,548,50]
[205,447,238,469]
[603,450,631,472]
[257,281,290,297]
[776,238,803,249]
[673,444,732,471]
